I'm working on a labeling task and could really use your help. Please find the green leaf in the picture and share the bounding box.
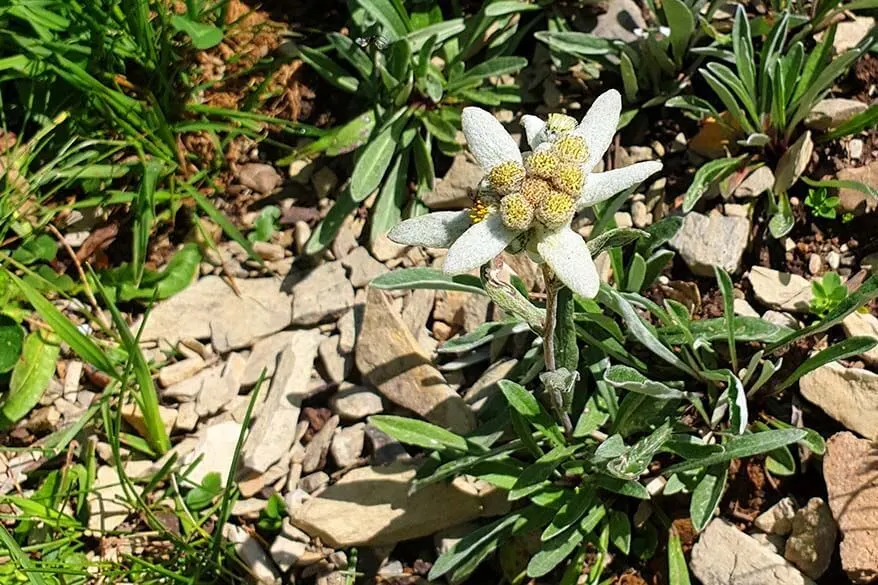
[185,471,223,510]
[587,227,648,257]
[371,267,485,294]
[659,315,792,345]
[499,380,566,449]
[775,336,878,393]
[553,287,579,371]
[732,5,756,98]
[594,475,650,499]
[820,104,878,142]
[690,464,728,531]
[355,0,411,40]
[608,510,632,554]
[625,253,647,292]
[683,156,747,212]
[604,365,690,400]
[351,128,399,201]
[327,33,374,79]
[185,184,264,266]
[447,56,527,93]
[247,206,281,243]
[573,394,609,439]
[802,176,878,200]
[0,315,24,373]
[169,15,223,49]
[370,415,469,452]
[510,445,578,500]
[119,243,201,302]
[663,429,807,474]
[1,330,60,428]
[664,0,695,64]
[535,31,613,57]
[620,51,639,102]
[542,487,596,541]
[714,266,738,373]
[668,528,692,585]
[527,524,584,578]
[407,19,465,51]
[638,216,682,257]
[10,272,117,377]
[370,151,409,244]
[304,188,359,255]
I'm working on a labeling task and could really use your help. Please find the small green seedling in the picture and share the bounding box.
[810,272,848,318]
[804,187,840,219]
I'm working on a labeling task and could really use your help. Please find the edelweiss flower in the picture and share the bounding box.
[389,89,662,298]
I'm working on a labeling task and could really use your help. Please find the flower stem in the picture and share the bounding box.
[541,264,573,436]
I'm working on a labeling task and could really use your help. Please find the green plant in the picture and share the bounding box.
[294,0,533,253]
[536,0,718,110]
[248,206,281,243]
[810,271,848,317]
[804,186,840,219]
[371,259,878,582]
[670,7,876,237]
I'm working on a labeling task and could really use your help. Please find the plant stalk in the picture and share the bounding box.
[541,264,573,436]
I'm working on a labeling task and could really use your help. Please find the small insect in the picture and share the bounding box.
[355,34,389,51]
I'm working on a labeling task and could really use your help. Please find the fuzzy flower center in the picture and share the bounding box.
[472,119,588,233]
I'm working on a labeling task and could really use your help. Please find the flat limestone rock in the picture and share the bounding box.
[290,461,501,547]
[799,363,878,440]
[842,311,878,365]
[356,288,475,434]
[824,432,878,584]
[749,267,813,312]
[669,212,749,276]
[183,421,244,486]
[291,262,355,326]
[242,330,323,473]
[140,276,292,352]
[88,466,129,531]
[691,519,816,585]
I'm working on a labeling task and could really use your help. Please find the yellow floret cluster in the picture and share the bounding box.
[472,123,588,233]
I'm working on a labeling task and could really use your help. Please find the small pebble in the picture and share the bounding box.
[826,250,840,270]
[848,138,864,160]
[808,253,822,275]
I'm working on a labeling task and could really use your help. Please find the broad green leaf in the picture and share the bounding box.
[485,1,541,16]
[371,267,485,294]
[604,365,690,399]
[447,56,527,92]
[527,524,584,578]
[553,287,579,371]
[0,315,24,373]
[10,272,117,377]
[298,45,359,93]
[732,5,756,97]
[701,70,753,134]
[355,0,411,40]
[119,243,201,301]
[351,128,399,201]
[324,110,377,156]
[407,19,465,51]
[169,15,223,49]
[659,315,793,345]
[370,415,469,451]
[593,475,650,499]
[714,266,737,373]
[625,253,647,292]
[608,510,632,554]
[775,336,878,393]
[1,330,60,428]
[500,380,566,448]
[620,51,639,102]
[820,104,878,142]
[510,445,578,500]
[637,216,682,257]
[439,321,524,353]
[534,31,613,57]
[668,529,692,585]
[370,151,409,244]
[542,487,596,541]
[683,156,747,212]
[327,33,373,79]
[587,228,648,258]
[663,429,807,474]
[690,464,727,531]
[573,394,609,439]
[664,0,695,64]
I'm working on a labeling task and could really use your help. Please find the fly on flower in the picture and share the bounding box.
[388,89,662,299]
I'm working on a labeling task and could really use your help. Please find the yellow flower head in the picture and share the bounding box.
[552,164,585,196]
[526,149,560,180]
[469,198,492,224]
[487,161,526,195]
[519,177,552,206]
[554,135,589,164]
[546,113,577,135]
[500,193,534,231]
[536,192,575,230]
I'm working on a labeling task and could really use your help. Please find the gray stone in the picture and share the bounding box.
[175,401,199,432]
[337,309,358,354]
[824,432,878,584]
[837,161,878,215]
[842,311,878,365]
[183,421,243,487]
[356,288,475,434]
[318,336,350,384]
[670,212,750,276]
[311,167,338,199]
[799,363,878,440]
[734,166,775,198]
[197,352,247,417]
[242,331,322,473]
[302,415,339,473]
[291,262,355,326]
[299,471,330,493]
[751,532,788,556]
[763,310,800,329]
[784,498,837,579]
[161,364,221,402]
[422,155,481,209]
[805,99,869,131]
[158,356,206,388]
[330,423,365,468]
[691,519,816,585]
[238,162,282,194]
[463,359,518,413]
[631,200,650,228]
[140,276,293,352]
[223,523,281,583]
[342,247,387,288]
[755,497,797,536]
[270,535,307,572]
[88,466,129,531]
[329,384,384,420]
[749,267,813,312]
[588,0,647,42]
[242,331,295,386]
[290,461,504,548]
[253,241,285,262]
